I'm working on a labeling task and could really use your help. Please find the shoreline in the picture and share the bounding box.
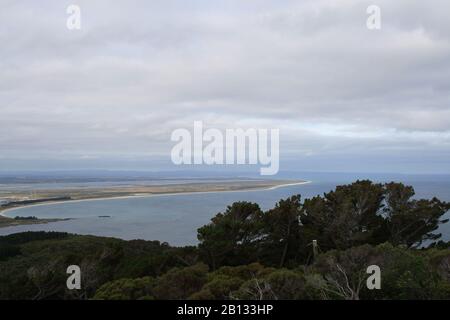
[0,180,311,218]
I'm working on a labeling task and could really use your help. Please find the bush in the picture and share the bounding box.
[153,263,209,300]
[94,277,155,300]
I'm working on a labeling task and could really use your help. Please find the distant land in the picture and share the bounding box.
[0,178,307,227]
[0,215,72,228]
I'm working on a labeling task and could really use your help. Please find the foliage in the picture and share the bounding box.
[94,277,155,300]
[0,180,449,300]
[197,202,263,269]
[152,263,209,299]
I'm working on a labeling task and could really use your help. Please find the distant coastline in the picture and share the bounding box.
[0,180,311,225]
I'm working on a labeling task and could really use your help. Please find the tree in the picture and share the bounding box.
[311,244,378,300]
[365,243,450,299]
[257,269,307,300]
[197,202,263,269]
[301,181,449,251]
[382,182,450,248]
[301,180,385,251]
[260,195,304,267]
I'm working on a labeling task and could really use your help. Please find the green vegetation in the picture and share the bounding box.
[0,180,449,300]
[0,215,68,228]
[14,216,38,220]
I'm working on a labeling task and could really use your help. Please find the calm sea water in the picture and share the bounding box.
[1,174,449,246]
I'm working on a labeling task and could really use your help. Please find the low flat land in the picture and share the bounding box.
[0,215,71,228]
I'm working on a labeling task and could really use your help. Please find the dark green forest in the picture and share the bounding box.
[1,180,450,300]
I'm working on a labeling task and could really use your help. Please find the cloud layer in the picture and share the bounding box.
[1,0,449,173]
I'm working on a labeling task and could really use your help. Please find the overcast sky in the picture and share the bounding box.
[1,0,449,174]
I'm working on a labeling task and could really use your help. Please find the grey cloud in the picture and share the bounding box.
[0,0,449,172]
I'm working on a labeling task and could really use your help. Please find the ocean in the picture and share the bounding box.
[1,173,449,246]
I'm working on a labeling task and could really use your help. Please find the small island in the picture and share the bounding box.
[0,215,71,228]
